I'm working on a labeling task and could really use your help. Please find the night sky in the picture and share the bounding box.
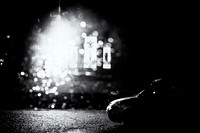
[0,0,194,95]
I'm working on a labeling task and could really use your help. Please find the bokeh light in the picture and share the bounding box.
[20,6,123,109]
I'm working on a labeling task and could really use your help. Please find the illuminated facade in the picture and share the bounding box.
[83,36,98,70]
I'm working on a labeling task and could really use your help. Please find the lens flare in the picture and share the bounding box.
[33,15,80,80]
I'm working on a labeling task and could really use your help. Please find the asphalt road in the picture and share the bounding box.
[0,109,126,133]
[0,109,193,133]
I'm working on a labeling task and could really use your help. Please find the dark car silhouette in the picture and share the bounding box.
[106,77,183,128]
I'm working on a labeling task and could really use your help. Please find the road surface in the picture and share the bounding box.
[0,109,126,133]
[0,109,192,133]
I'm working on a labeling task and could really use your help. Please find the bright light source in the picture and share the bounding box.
[0,58,4,65]
[83,36,97,69]
[32,15,80,81]
[80,21,87,28]
[51,104,55,109]
[85,71,92,76]
[34,77,38,82]
[6,35,10,39]
[20,71,25,76]
[79,49,84,55]
[81,32,87,38]
[92,31,99,37]
[103,43,112,69]
[34,107,38,110]
[37,93,42,97]
[23,7,122,95]
[98,40,104,46]
[108,37,114,43]
[64,96,68,100]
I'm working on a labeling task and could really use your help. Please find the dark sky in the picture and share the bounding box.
[0,0,193,83]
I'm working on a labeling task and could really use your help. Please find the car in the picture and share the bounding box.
[106,77,183,128]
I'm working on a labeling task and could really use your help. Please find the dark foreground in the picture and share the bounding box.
[0,109,122,133]
[0,109,193,133]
